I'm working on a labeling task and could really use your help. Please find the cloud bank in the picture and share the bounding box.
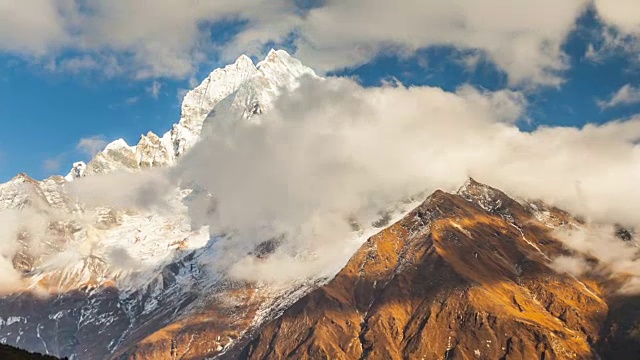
[4,73,640,290]
[3,0,639,87]
[161,75,640,283]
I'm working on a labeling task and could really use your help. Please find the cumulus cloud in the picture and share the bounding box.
[0,0,626,87]
[598,84,640,109]
[0,0,294,79]
[5,0,640,87]
[288,0,589,87]
[161,75,640,283]
[594,0,640,34]
[76,135,108,156]
[0,0,70,56]
[7,71,640,289]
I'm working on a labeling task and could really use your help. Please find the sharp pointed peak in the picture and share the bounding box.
[11,172,38,184]
[234,53,255,66]
[203,53,257,80]
[257,48,294,66]
[457,177,488,193]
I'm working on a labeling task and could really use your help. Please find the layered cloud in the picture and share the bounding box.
[2,0,638,86]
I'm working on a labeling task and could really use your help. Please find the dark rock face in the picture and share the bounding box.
[232,184,610,360]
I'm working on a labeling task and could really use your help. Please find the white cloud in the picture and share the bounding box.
[0,206,70,294]
[597,84,640,109]
[286,0,589,87]
[5,73,640,289]
[76,135,108,156]
[550,255,590,276]
[0,0,70,56]
[176,88,189,103]
[146,81,162,99]
[168,75,640,283]
[552,225,640,294]
[587,1,640,65]
[594,0,640,34]
[4,0,640,87]
[0,0,597,86]
[67,170,175,211]
[3,0,295,79]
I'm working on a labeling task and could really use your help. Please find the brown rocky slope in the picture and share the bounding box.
[229,180,621,360]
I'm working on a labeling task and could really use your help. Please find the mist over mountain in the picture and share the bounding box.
[1,49,640,359]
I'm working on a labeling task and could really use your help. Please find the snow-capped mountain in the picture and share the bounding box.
[80,49,314,177]
[0,50,321,360]
[3,49,638,360]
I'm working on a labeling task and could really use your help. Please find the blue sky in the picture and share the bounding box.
[1,1,640,182]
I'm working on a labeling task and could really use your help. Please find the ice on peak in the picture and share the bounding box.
[235,54,255,67]
[257,49,311,73]
[261,49,292,63]
[104,138,132,153]
[202,53,257,83]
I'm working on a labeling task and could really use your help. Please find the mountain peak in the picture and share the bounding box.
[265,48,290,61]
[257,48,307,72]
[235,54,254,66]
[234,185,607,360]
[103,138,131,153]
[65,49,313,179]
[10,172,38,184]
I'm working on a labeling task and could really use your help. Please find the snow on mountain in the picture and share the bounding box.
[0,50,323,359]
[64,162,86,182]
[79,49,314,178]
